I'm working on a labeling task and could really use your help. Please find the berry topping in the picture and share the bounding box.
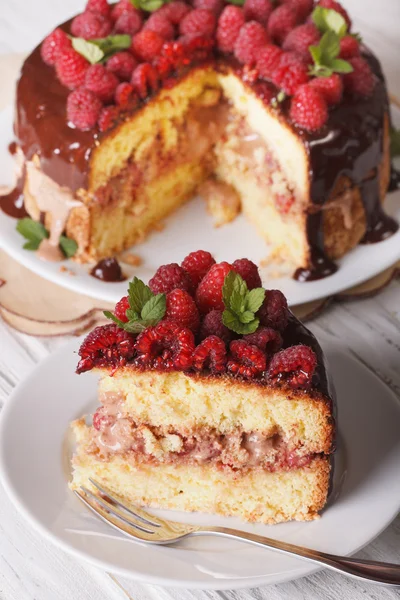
[339,35,360,59]
[56,48,89,89]
[144,13,175,40]
[343,57,375,97]
[227,340,266,378]
[317,0,351,30]
[267,344,317,388]
[234,21,269,65]
[256,44,283,79]
[41,28,72,66]
[272,59,309,95]
[193,0,224,16]
[71,11,112,40]
[149,263,193,295]
[107,51,137,81]
[111,0,137,21]
[196,261,233,313]
[115,10,143,34]
[193,336,227,373]
[268,5,297,45]
[131,63,159,99]
[309,73,343,106]
[158,1,191,24]
[258,289,289,331]
[289,84,328,131]
[85,0,111,17]
[244,326,282,354]
[85,64,119,103]
[165,289,200,332]
[243,0,274,25]
[216,6,245,53]
[114,295,130,322]
[179,9,217,38]
[115,81,135,106]
[98,105,119,132]
[283,23,320,60]
[67,87,103,131]
[181,250,216,289]
[283,0,314,21]
[232,258,262,290]
[131,30,164,62]
[76,324,136,373]
[92,407,115,431]
[199,309,234,344]
[135,321,194,370]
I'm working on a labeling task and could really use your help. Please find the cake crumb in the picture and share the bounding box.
[199,177,241,227]
[59,265,76,276]
[120,252,143,267]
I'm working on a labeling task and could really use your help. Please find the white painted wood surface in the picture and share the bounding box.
[0,1,399,598]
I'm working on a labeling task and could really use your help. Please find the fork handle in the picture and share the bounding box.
[199,527,400,586]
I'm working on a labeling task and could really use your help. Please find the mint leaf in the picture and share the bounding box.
[16,218,48,248]
[23,241,40,251]
[246,288,265,313]
[329,58,353,73]
[221,271,265,334]
[227,0,245,5]
[222,271,246,307]
[71,38,104,64]
[309,44,322,66]
[91,34,131,59]
[309,31,352,77]
[59,235,78,258]
[312,6,348,38]
[128,277,153,313]
[222,310,259,334]
[229,290,246,315]
[239,310,256,324]
[390,128,400,158]
[103,311,128,329]
[123,321,148,334]
[140,293,166,324]
[129,0,165,11]
[319,31,340,62]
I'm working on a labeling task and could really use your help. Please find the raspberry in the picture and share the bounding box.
[309,73,343,105]
[234,21,269,65]
[70,11,112,40]
[144,13,175,40]
[278,51,307,67]
[115,10,143,35]
[268,5,297,45]
[272,60,309,95]
[56,48,89,89]
[227,340,266,378]
[194,0,224,16]
[256,44,283,79]
[181,34,215,62]
[92,407,115,431]
[98,105,119,132]
[135,321,194,370]
[216,6,245,53]
[131,63,159,98]
[115,81,135,106]
[318,0,351,30]
[67,88,102,130]
[232,258,262,289]
[244,327,282,354]
[85,0,110,16]
[85,64,119,103]
[131,30,164,62]
[199,310,234,344]
[193,336,227,373]
[274,193,295,213]
[267,344,317,388]
[195,261,233,313]
[339,35,360,59]
[76,324,136,373]
[282,0,314,21]
[153,54,174,78]
[41,28,72,66]
[290,84,328,131]
[111,0,137,21]
[158,1,191,24]
[243,0,273,24]
[258,289,289,331]
[181,250,216,289]
[107,52,137,81]
[283,24,320,60]
[149,263,193,295]
[165,289,200,332]
[343,57,375,97]
[179,9,217,37]
[114,296,130,322]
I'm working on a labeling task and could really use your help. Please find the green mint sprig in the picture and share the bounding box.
[71,34,131,65]
[312,6,348,38]
[16,218,78,258]
[222,272,265,335]
[390,127,400,158]
[309,31,353,78]
[104,277,166,333]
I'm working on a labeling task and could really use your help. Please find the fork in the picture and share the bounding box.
[75,478,400,587]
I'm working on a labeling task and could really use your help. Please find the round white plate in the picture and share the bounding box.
[1,338,400,590]
[0,104,400,307]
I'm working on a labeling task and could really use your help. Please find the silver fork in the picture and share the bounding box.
[75,478,400,587]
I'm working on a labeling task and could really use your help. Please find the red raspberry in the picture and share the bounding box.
[149,263,193,295]
[165,289,200,332]
[232,258,262,289]
[179,9,217,37]
[92,407,115,431]
[199,310,234,344]
[243,0,273,25]
[343,57,375,97]
[85,64,119,103]
[268,5,297,45]
[76,324,136,373]
[144,13,175,40]
[98,105,119,132]
[267,344,317,389]
[115,81,135,106]
[135,321,195,370]
[195,262,233,313]
[339,35,360,59]
[283,24,320,60]
[158,1,191,24]
[256,44,283,79]
[244,327,282,354]
[114,295,130,322]
[258,289,289,331]
[281,0,313,21]
[290,84,328,131]
[111,0,137,21]
[227,340,266,378]
[278,51,307,67]
[131,63,159,98]
[85,0,110,16]
[161,39,186,66]
[194,0,224,16]
[153,54,173,78]
[272,60,309,95]
[318,0,351,30]
[56,48,89,89]
[71,11,112,40]
[193,336,227,373]
[181,250,216,289]
[115,10,143,35]
[67,87,102,130]
[107,52,137,81]
[41,28,71,66]
[216,6,245,53]
[234,21,269,65]
[309,73,343,105]
[181,33,215,62]
[131,30,164,62]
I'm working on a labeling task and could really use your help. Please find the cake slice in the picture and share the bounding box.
[70,251,335,524]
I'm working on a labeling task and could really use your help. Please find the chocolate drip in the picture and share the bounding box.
[389,167,400,192]
[91,257,126,282]
[8,141,17,156]
[0,169,28,218]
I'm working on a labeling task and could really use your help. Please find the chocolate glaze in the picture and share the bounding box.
[8,141,17,156]
[0,170,28,218]
[91,257,126,282]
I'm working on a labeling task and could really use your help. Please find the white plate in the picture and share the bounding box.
[0,104,400,307]
[1,337,400,590]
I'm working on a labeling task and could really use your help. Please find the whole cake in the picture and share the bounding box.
[3,0,397,279]
[71,251,336,524]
